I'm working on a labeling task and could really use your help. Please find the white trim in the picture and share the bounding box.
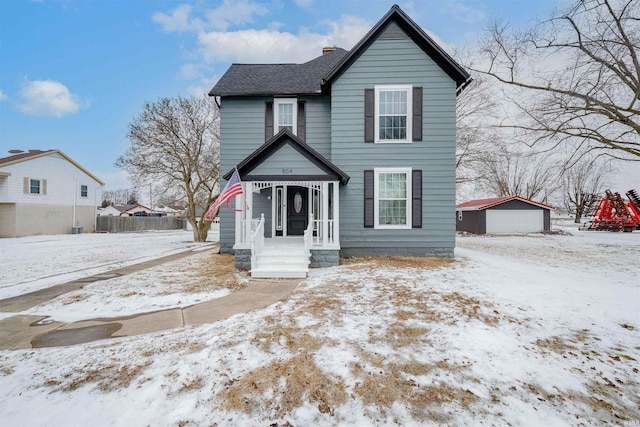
[374,167,412,229]
[274,98,297,135]
[374,85,412,144]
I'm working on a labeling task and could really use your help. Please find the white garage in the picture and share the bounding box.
[485,209,544,234]
[456,196,554,234]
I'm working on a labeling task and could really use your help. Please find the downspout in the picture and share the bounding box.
[73,178,77,228]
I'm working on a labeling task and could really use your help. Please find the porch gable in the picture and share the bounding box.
[222,129,349,185]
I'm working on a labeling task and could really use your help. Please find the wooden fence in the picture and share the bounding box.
[96,216,185,233]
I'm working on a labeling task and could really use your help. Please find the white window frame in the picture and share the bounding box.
[374,85,412,144]
[29,178,41,195]
[80,184,88,198]
[274,98,297,135]
[374,167,412,229]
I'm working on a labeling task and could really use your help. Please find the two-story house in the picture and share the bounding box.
[0,149,104,237]
[209,5,470,278]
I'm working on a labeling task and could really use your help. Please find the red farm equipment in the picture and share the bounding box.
[581,189,640,232]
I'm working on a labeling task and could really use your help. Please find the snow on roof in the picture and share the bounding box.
[456,196,554,211]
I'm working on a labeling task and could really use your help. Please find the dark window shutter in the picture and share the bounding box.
[297,101,306,140]
[364,170,374,227]
[412,169,422,228]
[364,89,374,143]
[265,101,274,141]
[412,87,422,142]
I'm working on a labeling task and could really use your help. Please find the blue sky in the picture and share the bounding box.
[2,0,635,194]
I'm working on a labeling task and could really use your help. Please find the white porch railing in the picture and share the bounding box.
[312,219,335,246]
[303,214,314,263]
[240,218,262,246]
[250,214,265,271]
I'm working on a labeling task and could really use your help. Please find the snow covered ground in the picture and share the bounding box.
[0,229,218,300]
[0,221,638,426]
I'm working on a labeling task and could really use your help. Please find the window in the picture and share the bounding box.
[274,98,297,134]
[375,85,412,143]
[374,168,412,229]
[80,185,88,198]
[30,179,41,195]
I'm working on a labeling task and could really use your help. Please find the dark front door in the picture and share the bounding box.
[287,186,308,236]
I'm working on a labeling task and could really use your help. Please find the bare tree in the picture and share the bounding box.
[475,0,640,160]
[456,73,500,183]
[564,157,612,222]
[481,144,560,201]
[102,188,136,206]
[116,96,220,242]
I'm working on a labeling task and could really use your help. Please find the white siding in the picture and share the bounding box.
[0,153,102,207]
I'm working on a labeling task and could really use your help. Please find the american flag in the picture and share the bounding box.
[203,169,243,221]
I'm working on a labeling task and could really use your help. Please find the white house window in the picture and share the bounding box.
[30,179,41,195]
[80,185,88,198]
[374,167,412,229]
[274,98,297,134]
[375,85,412,143]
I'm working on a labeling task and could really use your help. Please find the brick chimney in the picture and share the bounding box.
[322,45,338,55]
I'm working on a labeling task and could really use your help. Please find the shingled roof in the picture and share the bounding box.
[209,47,348,97]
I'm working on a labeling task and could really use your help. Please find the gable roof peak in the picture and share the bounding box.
[322,4,471,92]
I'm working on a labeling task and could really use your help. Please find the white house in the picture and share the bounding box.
[0,149,104,237]
[96,205,121,216]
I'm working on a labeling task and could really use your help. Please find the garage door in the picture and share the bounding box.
[485,210,544,234]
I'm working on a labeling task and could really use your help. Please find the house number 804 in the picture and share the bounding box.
[282,168,293,175]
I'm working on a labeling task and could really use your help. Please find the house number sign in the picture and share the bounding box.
[282,168,293,175]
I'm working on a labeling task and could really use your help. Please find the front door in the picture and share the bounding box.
[286,186,308,236]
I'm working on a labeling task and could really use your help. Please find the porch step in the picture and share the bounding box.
[250,238,309,279]
[251,265,309,279]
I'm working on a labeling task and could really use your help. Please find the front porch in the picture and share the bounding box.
[233,181,341,277]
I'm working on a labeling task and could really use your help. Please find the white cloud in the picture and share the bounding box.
[443,1,487,24]
[153,1,268,33]
[18,79,86,117]
[197,15,371,63]
[152,4,195,32]
[204,0,268,31]
[0,89,8,101]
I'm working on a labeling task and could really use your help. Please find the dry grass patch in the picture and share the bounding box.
[219,354,347,417]
[253,325,326,353]
[158,253,244,295]
[62,294,88,305]
[0,363,15,376]
[384,322,430,347]
[50,360,153,392]
[341,256,454,270]
[178,376,204,393]
[352,359,477,421]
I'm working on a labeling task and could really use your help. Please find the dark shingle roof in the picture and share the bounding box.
[209,48,349,97]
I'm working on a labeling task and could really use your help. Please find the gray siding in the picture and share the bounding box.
[218,96,331,253]
[331,36,457,255]
[250,144,326,176]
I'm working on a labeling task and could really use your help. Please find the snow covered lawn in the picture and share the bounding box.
[0,229,217,300]
[0,222,638,426]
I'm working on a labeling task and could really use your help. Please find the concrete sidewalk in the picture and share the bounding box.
[0,247,301,350]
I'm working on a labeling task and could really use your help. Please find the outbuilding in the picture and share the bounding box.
[456,196,554,234]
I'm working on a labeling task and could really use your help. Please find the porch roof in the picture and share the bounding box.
[223,129,350,185]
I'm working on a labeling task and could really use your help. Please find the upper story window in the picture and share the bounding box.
[274,98,297,134]
[375,85,412,143]
[80,185,88,198]
[30,179,41,195]
[374,167,412,229]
